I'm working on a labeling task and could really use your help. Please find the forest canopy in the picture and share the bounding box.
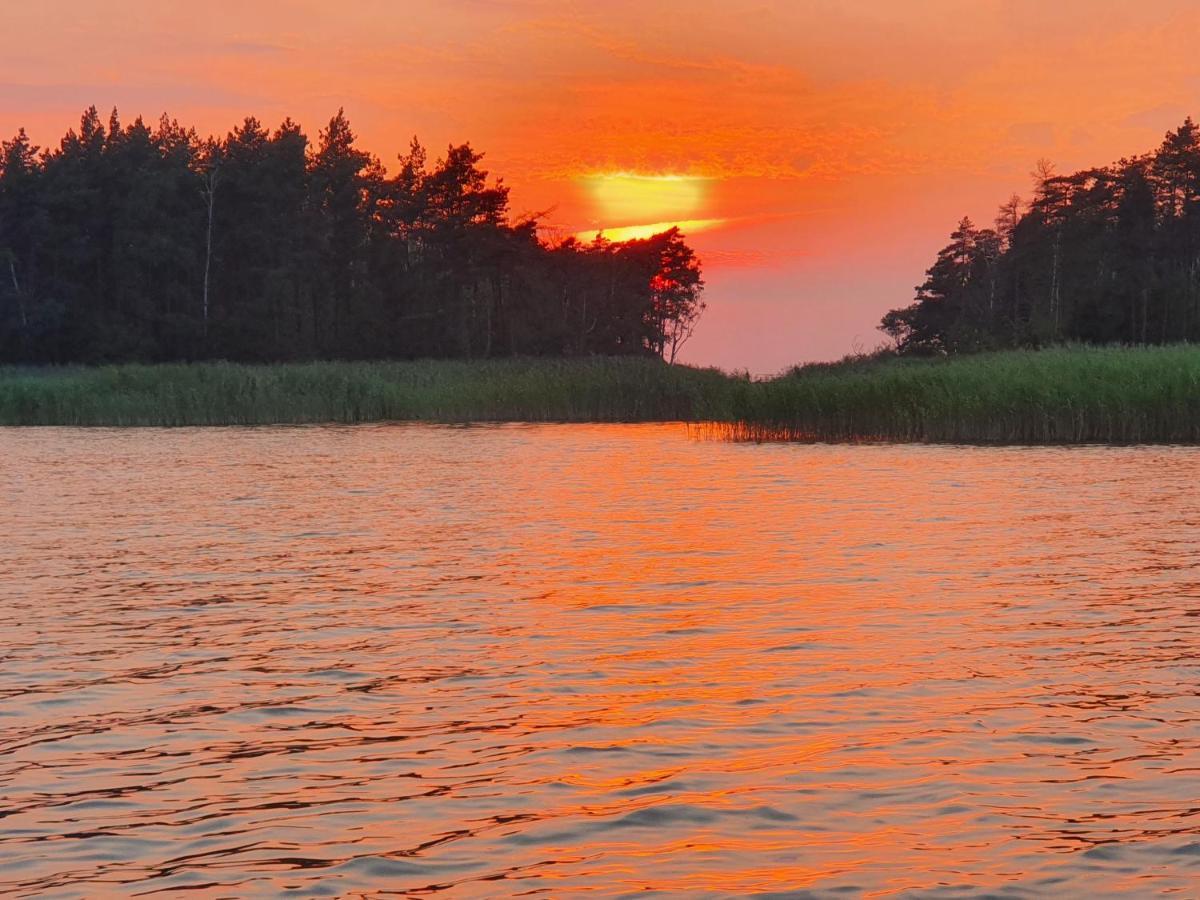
[0,108,705,364]
[882,118,1200,354]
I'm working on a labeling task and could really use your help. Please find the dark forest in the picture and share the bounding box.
[883,119,1200,354]
[0,108,705,364]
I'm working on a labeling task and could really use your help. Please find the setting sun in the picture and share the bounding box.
[583,172,710,224]
[575,217,726,243]
[578,173,723,242]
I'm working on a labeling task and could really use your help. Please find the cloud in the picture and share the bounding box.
[1005,121,1055,148]
[1122,102,1191,131]
[696,248,808,270]
[221,39,293,57]
[0,81,270,117]
[574,217,726,243]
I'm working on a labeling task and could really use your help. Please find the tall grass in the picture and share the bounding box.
[0,357,735,427]
[4,346,1200,444]
[723,345,1200,444]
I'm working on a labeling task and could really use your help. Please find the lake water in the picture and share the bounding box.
[2,424,1199,897]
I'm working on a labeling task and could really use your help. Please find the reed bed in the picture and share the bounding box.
[724,345,1200,444]
[3,346,1200,444]
[0,357,735,427]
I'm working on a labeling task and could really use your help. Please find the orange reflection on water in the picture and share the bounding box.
[2,424,1199,895]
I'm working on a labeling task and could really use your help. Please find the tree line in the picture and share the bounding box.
[882,118,1200,354]
[0,107,705,364]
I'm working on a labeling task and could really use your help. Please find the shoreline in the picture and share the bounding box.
[3,346,1200,444]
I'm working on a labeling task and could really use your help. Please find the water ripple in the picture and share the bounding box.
[2,426,1199,896]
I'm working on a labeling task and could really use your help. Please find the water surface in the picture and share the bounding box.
[2,425,1199,897]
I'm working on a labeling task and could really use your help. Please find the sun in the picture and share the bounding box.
[577,172,723,241]
[574,218,726,243]
[583,172,710,224]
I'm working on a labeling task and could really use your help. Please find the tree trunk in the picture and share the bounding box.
[1141,287,1149,344]
[9,258,27,329]
[202,169,218,340]
[1050,230,1061,336]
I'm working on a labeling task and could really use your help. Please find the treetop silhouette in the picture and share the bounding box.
[0,107,706,365]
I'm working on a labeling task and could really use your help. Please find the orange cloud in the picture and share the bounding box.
[575,218,727,244]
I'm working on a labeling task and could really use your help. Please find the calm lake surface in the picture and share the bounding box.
[2,424,1199,897]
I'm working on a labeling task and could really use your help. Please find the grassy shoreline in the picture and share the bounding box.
[0,358,736,427]
[3,346,1200,443]
[738,345,1200,444]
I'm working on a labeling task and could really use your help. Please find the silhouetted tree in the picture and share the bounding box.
[882,117,1200,354]
[0,108,707,365]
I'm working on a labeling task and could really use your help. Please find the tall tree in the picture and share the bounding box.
[0,129,42,355]
[0,107,707,366]
[882,116,1200,355]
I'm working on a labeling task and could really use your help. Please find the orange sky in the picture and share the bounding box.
[4,1,1200,371]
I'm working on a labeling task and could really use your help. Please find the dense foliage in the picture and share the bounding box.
[0,108,704,364]
[882,119,1200,353]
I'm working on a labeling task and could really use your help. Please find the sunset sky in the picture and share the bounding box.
[4,1,1200,371]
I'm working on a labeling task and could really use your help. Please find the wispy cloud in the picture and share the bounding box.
[573,218,726,243]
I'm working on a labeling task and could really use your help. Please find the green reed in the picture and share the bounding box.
[724,344,1200,444]
[4,346,1200,443]
[0,357,736,427]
